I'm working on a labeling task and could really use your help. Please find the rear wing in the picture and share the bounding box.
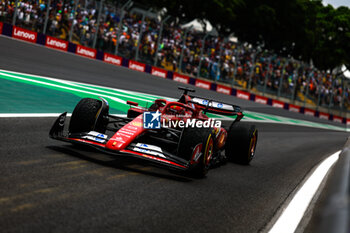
[189,96,242,116]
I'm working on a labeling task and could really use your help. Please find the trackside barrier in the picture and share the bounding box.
[319,112,330,120]
[103,53,122,66]
[304,108,316,117]
[37,33,46,45]
[151,67,167,78]
[46,36,68,51]
[236,90,250,100]
[76,44,96,59]
[12,26,37,43]
[195,79,212,90]
[272,100,285,109]
[255,95,268,105]
[333,115,343,123]
[216,84,232,95]
[173,73,190,84]
[0,22,347,125]
[2,23,12,36]
[289,104,301,113]
[128,60,146,72]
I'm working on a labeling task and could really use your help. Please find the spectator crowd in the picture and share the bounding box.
[0,0,348,111]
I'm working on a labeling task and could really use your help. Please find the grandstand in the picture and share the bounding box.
[1,0,349,117]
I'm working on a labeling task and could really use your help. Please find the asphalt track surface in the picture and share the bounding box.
[0,36,349,233]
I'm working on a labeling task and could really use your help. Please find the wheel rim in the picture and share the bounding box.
[249,130,257,159]
[205,135,214,166]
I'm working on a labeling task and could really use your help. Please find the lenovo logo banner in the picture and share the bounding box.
[104,53,122,66]
[173,73,189,84]
[151,67,167,78]
[129,60,145,72]
[195,79,211,90]
[76,45,96,59]
[0,22,3,35]
[255,95,268,105]
[289,104,300,113]
[46,36,68,51]
[272,100,284,109]
[333,115,342,123]
[236,90,250,100]
[12,26,37,43]
[304,108,315,116]
[216,85,231,95]
[319,112,329,120]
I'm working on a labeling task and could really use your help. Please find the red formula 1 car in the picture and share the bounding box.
[49,87,258,177]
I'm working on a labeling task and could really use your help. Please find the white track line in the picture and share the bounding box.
[0,71,125,104]
[268,150,341,233]
[0,68,173,100]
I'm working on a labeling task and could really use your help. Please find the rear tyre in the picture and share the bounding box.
[225,122,258,165]
[69,98,109,134]
[177,127,215,178]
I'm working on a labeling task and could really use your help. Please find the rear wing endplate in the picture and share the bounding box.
[189,96,242,116]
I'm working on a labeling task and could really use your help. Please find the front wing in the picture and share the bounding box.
[49,113,189,171]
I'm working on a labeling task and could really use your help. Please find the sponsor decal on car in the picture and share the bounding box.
[76,45,96,59]
[117,130,134,135]
[129,60,145,72]
[125,126,139,130]
[116,132,131,138]
[81,131,107,143]
[151,67,167,78]
[195,80,211,90]
[45,36,68,51]
[191,97,234,111]
[190,143,203,164]
[114,137,125,142]
[103,53,122,66]
[131,121,142,127]
[133,143,165,158]
[12,26,37,43]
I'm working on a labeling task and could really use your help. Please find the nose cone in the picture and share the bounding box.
[106,115,146,151]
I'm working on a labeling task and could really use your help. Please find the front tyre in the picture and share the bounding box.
[177,127,215,178]
[225,122,258,165]
[69,98,109,134]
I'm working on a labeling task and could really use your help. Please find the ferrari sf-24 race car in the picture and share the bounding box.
[49,87,258,177]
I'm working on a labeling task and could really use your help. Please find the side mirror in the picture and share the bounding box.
[126,101,138,106]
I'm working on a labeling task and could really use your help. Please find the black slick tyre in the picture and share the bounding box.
[69,98,109,134]
[177,127,215,178]
[225,122,258,165]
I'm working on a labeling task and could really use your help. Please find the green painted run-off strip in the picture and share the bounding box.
[0,69,347,132]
